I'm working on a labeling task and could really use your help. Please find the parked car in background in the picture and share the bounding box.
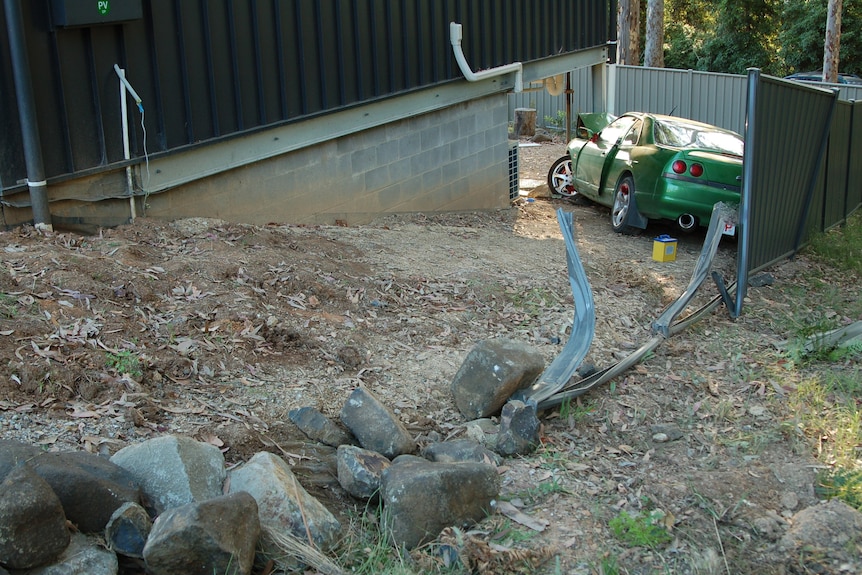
[785,71,862,85]
[548,112,744,234]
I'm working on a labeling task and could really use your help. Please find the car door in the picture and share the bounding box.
[574,115,638,198]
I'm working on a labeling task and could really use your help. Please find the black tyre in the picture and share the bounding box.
[547,156,578,198]
[611,175,643,235]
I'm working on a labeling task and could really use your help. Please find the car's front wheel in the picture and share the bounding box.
[547,156,578,198]
[611,175,642,235]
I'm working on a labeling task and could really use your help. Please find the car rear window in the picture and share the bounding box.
[653,120,744,157]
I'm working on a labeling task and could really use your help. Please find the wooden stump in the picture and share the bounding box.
[513,108,537,138]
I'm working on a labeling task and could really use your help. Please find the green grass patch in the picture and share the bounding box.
[105,350,143,378]
[608,509,673,548]
[805,211,862,278]
[787,371,862,512]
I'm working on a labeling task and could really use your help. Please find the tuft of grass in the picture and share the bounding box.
[805,211,862,277]
[105,350,143,378]
[608,509,673,548]
[787,371,862,512]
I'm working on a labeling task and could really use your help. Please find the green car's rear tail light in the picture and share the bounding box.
[671,160,704,177]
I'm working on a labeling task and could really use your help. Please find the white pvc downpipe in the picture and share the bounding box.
[449,22,523,92]
[114,64,143,221]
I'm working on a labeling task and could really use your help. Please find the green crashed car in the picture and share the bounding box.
[547,112,744,234]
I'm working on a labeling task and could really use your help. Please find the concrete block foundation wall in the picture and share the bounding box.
[143,93,513,227]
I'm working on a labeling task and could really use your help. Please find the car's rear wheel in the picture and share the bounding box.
[547,156,578,198]
[611,175,642,235]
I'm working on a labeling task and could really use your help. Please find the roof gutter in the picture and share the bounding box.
[449,22,523,93]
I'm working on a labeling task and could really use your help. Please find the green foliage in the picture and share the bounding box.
[805,211,862,278]
[608,510,673,548]
[781,0,862,76]
[788,372,862,512]
[698,0,782,74]
[663,0,862,77]
[817,468,862,511]
[543,110,568,130]
[105,350,142,378]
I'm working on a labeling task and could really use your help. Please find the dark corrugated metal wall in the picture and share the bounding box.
[732,71,862,317]
[0,0,612,192]
[741,74,840,275]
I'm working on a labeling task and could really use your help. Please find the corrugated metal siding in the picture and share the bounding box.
[742,74,839,275]
[849,102,862,215]
[611,65,747,134]
[508,67,595,129]
[822,101,853,231]
[1,0,612,193]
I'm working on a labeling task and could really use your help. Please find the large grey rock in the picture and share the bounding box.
[289,406,354,447]
[142,491,259,575]
[340,387,416,458]
[451,338,545,419]
[110,435,226,515]
[336,445,390,500]
[494,400,541,456]
[23,532,118,575]
[228,451,341,552]
[381,456,499,549]
[28,451,142,533]
[0,464,70,570]
[105,502,151,558]
[422,439,503,466]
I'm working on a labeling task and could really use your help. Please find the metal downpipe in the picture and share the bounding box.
[4,0,52,232]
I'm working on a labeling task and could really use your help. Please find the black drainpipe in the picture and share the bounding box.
[4,0,53,232]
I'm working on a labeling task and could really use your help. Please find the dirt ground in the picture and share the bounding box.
[0,139,855,574]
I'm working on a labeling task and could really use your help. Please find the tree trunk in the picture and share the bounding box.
[644,0,664,68]
[617,0,641,65]
[823,0,843,83]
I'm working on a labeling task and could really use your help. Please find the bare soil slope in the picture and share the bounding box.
[0,140,854,574]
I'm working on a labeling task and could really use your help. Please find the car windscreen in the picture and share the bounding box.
[653,120,744,156]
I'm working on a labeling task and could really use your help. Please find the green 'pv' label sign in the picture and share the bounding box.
[98,1,110,15]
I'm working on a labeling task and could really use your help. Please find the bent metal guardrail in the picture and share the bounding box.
[525,205,738,411]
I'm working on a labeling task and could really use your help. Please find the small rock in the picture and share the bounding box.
[780,490,799,511]
[288,406,354,447]
[464,419,499,446]
[423,439,503,466]
[340,387,416,458]
[748,273,775,287]
[451,338,545,419]
[495,400,541,456]
[143,492,259,575]
[649,424,684,442]
[752,514,782,541]
[336,445,390,500]
[381,456,499,549]
[0,464,70,570]
[652,433,669,443]
[105,502,151,558]
[228,451,341,552]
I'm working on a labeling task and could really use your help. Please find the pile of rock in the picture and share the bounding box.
[0,338,546,574]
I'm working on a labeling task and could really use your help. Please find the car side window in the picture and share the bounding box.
[621,120,643,146]
[598,116,637,145]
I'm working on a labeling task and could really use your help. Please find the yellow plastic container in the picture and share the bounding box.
[652,234,677,262]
